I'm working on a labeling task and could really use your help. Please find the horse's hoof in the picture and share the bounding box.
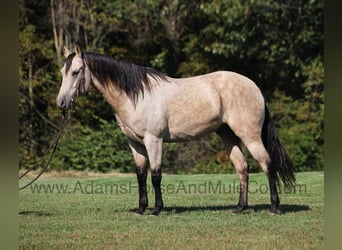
[135,207,145,215]
[269,204,281,215]
[151,211,160,216]
[268,208,281,215]
[151,208,161,216]
[232,205,247,214]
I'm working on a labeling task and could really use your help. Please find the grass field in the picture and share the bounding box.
[19,171,323,249]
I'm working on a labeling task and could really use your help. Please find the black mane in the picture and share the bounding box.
[65,52,167,103]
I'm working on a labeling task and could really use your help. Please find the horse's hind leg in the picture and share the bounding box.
[243,140,280,214]
[226,119,280,214]
[216,125,249,213]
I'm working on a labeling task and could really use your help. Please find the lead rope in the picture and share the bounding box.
[19,109,73,190]
[19,57,86,190]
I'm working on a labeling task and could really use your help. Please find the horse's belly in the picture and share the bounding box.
[165,117,222,142]
[165,94,222,142]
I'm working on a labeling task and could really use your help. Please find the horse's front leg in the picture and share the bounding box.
[128,140,149,215]
[144,134,164,216]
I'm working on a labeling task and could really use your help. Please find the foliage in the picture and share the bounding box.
[269,90,323,171]
[19,0,323,173]
[19,3,60,166]
[52,117,135,173]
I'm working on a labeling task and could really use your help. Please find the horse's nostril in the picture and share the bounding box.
[57,98,67,110]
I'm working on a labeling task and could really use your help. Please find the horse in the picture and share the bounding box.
[56,45,295,215]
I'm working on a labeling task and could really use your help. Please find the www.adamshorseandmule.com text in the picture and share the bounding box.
[27,180,307,195]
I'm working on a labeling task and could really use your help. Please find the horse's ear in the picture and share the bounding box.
[63,46,72,58]
[75,45,82,56]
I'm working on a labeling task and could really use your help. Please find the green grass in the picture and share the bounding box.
[19,172,323,249]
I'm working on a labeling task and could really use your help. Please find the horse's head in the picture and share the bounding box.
[56,45,91,110]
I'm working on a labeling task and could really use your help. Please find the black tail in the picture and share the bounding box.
[262,106,295,189]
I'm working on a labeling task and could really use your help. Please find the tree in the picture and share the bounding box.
[19,0,60,167]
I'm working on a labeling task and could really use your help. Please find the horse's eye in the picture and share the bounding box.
[72,67,84,76]
[72,70,80,76]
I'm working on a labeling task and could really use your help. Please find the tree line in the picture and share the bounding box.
[19,0,324,173]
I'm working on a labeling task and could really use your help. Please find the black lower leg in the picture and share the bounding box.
[268,174,280,214]
[151,169,163,216]
[135,168,148,215]
[233,174,249,214]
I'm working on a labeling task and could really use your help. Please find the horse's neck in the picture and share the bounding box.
[91,76,134,118]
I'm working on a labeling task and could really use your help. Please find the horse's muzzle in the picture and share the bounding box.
[56,96,72,110]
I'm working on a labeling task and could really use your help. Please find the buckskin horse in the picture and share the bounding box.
[56,45,295,215]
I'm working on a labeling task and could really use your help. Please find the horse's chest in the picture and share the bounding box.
[115,115,144,143]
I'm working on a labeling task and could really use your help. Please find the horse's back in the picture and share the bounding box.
[167,70,264,115]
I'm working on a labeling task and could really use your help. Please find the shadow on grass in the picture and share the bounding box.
[250,204,310,214]
[19,211,53,216]
[130,204,310,215]
[19,205,310,217]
